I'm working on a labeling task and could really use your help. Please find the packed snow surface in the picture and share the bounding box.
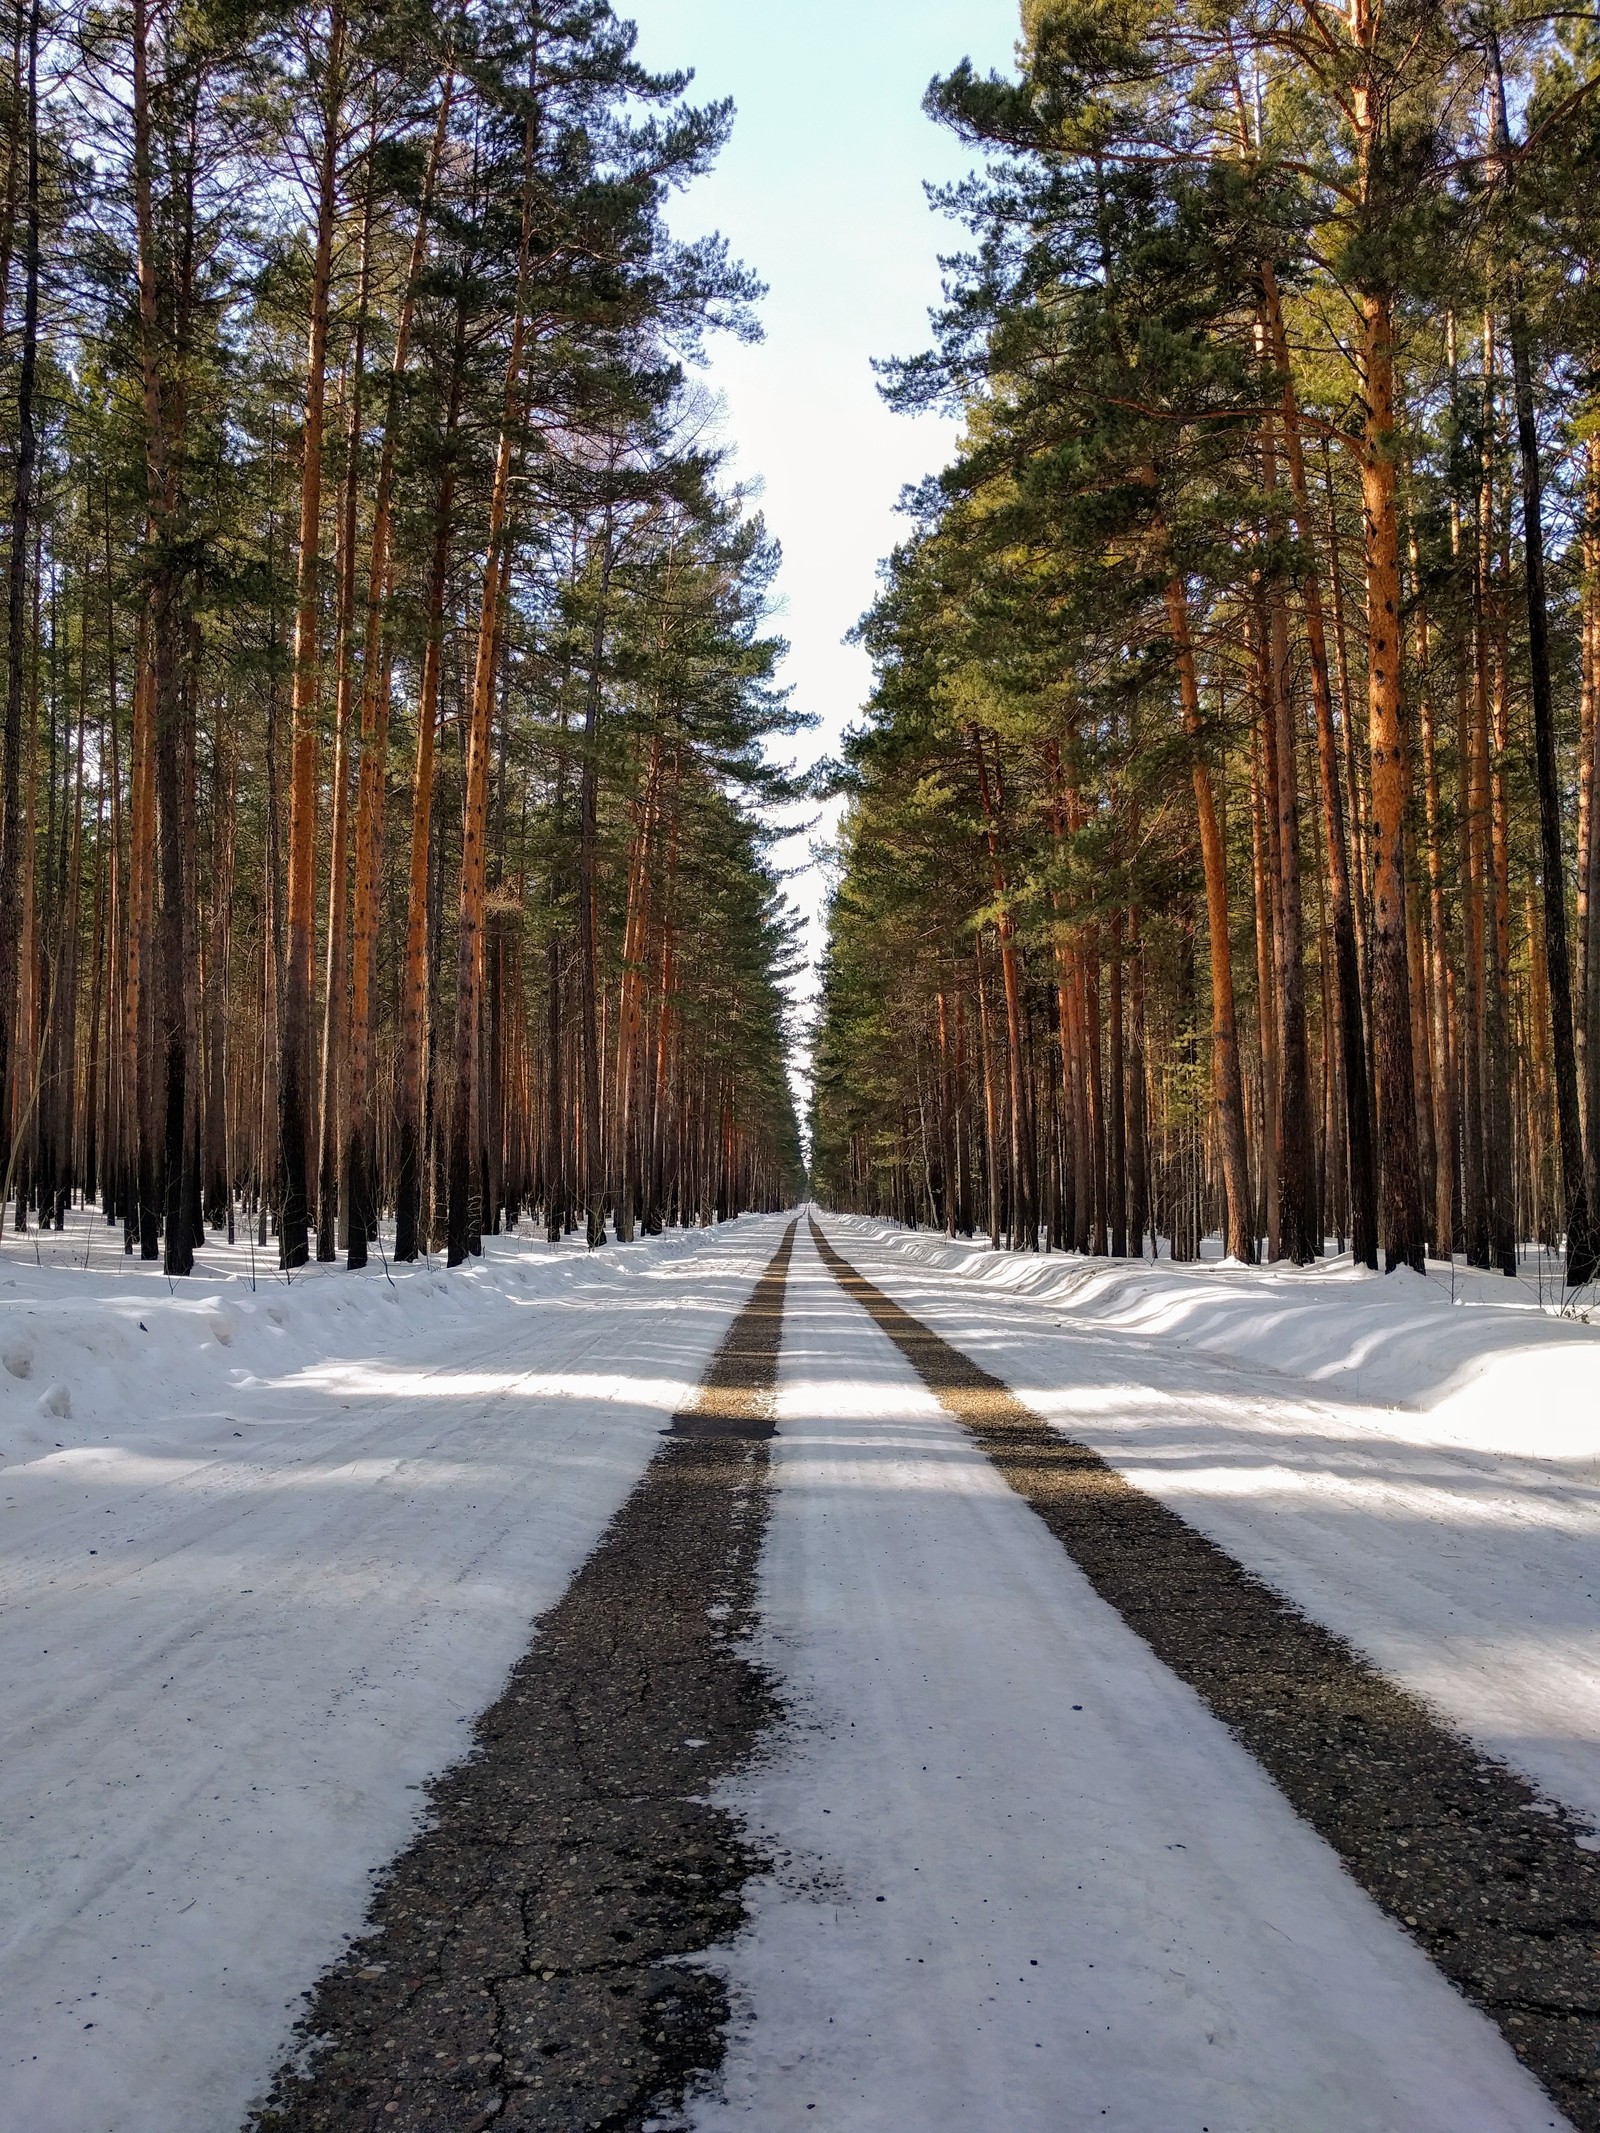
[0,1212,789,2133]
[693,1222,1571,2131]
[809,1219,1600,1832]
[6,1207,1599,2132]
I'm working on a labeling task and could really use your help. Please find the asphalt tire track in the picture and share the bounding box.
[810,1214,1600,2132]
[247,1217,798,2133]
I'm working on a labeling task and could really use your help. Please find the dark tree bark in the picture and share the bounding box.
[1493,242,1595,1271]
[344,76,450,1269]
[0,0,39,1233]
[1259,403,1317,1264]
[1108,909,1127,1254]
[1263,267,1376,1266]
[577,516,614,1250]
[278,0,345,1271]
[1358,289,1426,1271]
[447,94,536,1266]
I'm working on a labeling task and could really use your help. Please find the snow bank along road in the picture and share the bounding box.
[5,1206,1600,2130]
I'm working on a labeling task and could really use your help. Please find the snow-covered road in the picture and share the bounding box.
[806,1218,1600,1835]
[696,1222,1567,2132]
[7,1206,1599,2132]
[0,1216,789,2133]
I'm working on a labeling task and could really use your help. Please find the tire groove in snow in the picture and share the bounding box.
[247,1218,798,2133]
[809,1216,1600,2132]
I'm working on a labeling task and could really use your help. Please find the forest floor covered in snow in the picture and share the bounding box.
[4,1206,1599,2132]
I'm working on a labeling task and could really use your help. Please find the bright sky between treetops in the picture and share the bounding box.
[629,0,1022,1102]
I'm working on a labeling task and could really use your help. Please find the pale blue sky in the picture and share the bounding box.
[628,0,1022,1094]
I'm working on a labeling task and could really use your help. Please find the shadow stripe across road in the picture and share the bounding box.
[810,1213,1600,2133]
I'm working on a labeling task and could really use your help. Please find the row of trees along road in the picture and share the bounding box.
[810,0,1600,1283]
[0,0,809,1274]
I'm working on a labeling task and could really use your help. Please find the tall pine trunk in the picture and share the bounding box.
[577,518,614,1250]
[344,76,450,1268]
[1164,569,1252,1261]
[315,219,371,1261]
[1488,34,1595,1283]
[278,0,345,1269]
[0,0,39,1233]
[1583,435,1600,1193]
[1356,286,1426,1270]
[448,96,536,1265]
[1507,280,1595,1281]
[393,307,465,1262]
[974,727,1036,1249]
[1262,266,1376,1265]
[1479,321,1518,1275]
[1259,402,1317,1263]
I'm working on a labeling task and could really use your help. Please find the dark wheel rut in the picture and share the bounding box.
[247,1217,798,2133]
[811,1215,1599,2133]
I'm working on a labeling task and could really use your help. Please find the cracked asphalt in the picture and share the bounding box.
[247,1218,798,2133]
[810,1216,1600,2133]
[245,1208,1599,2132]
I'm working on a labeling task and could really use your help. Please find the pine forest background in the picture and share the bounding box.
[810,0,1600,1287]
[0,0,809,1276]
[10,0,1600,1293]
